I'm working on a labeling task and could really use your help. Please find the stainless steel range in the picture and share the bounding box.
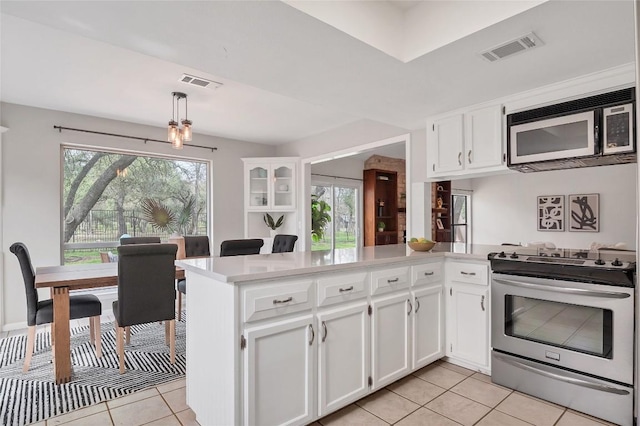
[489,250,635,426]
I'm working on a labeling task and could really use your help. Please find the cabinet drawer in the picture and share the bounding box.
[448,262,488,286]
[243,280,314,322]
[317,272,368,307]
[371,266,410,295]
[412,263,443,287]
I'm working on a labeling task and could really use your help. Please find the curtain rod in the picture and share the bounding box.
[53,126,218,152]
[311,173,362,181]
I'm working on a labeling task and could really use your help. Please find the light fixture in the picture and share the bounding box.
[167,92,193,149]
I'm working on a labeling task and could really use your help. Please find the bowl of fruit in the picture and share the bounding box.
[408,238,436,252]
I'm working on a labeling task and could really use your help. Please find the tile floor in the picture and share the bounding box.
[3,322,616,426]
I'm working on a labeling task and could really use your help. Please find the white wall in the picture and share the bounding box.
[0,102,274,329]
[471,164,637,249]
[311,156,365,181]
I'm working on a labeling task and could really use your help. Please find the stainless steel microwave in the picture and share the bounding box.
[507,88,636,172]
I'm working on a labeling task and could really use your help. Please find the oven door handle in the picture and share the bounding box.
[493,278,631,299]
[493,352,630,395]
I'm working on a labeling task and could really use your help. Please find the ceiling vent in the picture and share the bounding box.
[480,32,544,62]
[179,74,223,89]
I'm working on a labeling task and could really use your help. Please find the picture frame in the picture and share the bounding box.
[568,193,599,232]
[436,218,444,230]
[537,195,564,231]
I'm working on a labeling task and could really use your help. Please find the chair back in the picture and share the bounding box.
[120,236,161,245]
[9,242,38,326]
[272,234,298,253]
[116,243,177,327]
[220,239,264,257]
[184,236,211,258]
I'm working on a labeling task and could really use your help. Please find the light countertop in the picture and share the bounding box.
[176,243,513,283]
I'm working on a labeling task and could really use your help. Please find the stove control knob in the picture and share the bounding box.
[612,258,623,267]
[510,252,519,259]
[498,251,506,258]
[594,258,606,265]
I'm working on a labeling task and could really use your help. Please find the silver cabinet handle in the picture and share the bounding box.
[273,296,293,304]
[321,321,327,342]
[460,271,476,276]
[423,271,434,276]
[414,297,420,313]
[432,164,435,172]
[339,286,354,293]
[458,152,462,165]
[387,278,399,283]
[481,295,485,311]
[494,278,631,299]
[468,150,472,164]
[308,324,315,346]
[407,299,412,316]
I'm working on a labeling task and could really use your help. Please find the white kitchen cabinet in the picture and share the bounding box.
[427,104,505,179]
[446,280,490,371]
[412,285,444,369]
[317,302,370,416]
[371,291,411,389]
[243,314,315,426]
[243,157,297,212]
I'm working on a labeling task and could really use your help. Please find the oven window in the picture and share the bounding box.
[505,296,613,359]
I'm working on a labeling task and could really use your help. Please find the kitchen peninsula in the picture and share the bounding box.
[177,243,506,426]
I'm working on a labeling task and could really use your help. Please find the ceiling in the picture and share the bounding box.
[0,1,635,145]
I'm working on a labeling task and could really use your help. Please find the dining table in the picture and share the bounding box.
[35,262,185,384]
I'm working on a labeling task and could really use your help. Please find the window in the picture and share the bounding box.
[311,182,360,251]
[451,192,471,243]
[62,147,209,264]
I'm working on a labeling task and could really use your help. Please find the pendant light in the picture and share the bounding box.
[167,92,192,149]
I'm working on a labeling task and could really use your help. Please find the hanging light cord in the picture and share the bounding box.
[53,126,217,152]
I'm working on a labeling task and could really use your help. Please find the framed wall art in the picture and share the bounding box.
[569,193,599,232]
[537,195,564,231]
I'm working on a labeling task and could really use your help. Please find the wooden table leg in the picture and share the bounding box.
[52,287,71,384]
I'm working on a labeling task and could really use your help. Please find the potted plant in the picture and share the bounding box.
[377,221,386,232]
[311,195,331,242]
[264,213,285,237]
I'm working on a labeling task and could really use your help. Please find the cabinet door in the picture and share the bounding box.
[243,315,314,426]
[465,105,504,170]
[317,302,370,416]
[272,162,296,210]
[429,114,464,175]
[412,285,444,369]
[246,164,270,210]
[371,292,411,389]
[447,283,489,368]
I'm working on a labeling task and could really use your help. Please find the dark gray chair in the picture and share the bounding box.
[10,242,102,372]
[220,239,264,257]
[272,234,298,253]
[120,236,161,245]
[114,243,177,373]
[176,236,211,321]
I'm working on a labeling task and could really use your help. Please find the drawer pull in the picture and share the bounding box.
[423,271,434,276]
[387,278,400,283]
[460,271,476,276]
[339,286,354,293]
[273,296,293,305]
[321,321,328,342]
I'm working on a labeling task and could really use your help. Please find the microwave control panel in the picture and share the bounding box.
[603,102,634,154]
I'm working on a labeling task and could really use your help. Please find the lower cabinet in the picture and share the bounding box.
[371,292,411,389]
[412,285,444,369]
[243,315,315,426]
[317,302,370,416]
[446,282,489,369]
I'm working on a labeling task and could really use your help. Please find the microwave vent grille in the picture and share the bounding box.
[511,153,637,173]
[480,32,543,62]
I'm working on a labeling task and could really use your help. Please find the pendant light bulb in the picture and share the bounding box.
[172,129,184,150]
[168,120,178,142]
[181,119,192,141]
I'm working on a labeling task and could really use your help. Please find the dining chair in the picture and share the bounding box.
[272,234,298,253]
[119,236,161,245]
[10,242,102,372]
[220,239,264,256]
[176,236,211,321]
[114,243,177,373]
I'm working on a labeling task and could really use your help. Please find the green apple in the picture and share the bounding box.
[410,237,418,243]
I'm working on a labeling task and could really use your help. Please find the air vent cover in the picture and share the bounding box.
[179,74,223,89]
[480,32,544,62]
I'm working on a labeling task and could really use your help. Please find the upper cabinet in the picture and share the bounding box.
[243,158,297,212]
[427,104,506,179]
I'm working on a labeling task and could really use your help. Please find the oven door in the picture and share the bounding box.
[492,273,634,384]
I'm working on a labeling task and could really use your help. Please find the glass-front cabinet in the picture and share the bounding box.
[243,158,297,211]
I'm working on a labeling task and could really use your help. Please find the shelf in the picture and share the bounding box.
[274,191,291,194]
[397,208,406,213]
[251,177,268,180]
[376,215,394,219]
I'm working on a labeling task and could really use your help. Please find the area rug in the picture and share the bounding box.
[0,316,186,426]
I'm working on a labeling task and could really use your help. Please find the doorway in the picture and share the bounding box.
[311,181,361,251]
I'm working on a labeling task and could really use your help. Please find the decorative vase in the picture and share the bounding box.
[270,229,278,238]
